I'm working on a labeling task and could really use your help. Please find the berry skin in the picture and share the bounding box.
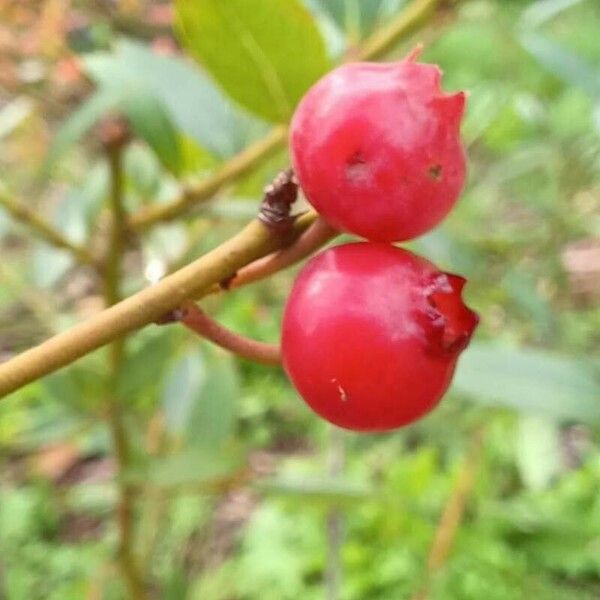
[290,49,466,242]
[281,243,478,432]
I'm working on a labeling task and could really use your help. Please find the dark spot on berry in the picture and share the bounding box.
[428,164,443,181]
[345,151,369,181]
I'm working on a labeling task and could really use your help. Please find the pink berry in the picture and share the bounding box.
[290,48,467,242]
[281,243,478,432]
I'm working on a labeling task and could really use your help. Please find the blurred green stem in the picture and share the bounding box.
[104,140,146,600]
[0,190,94,265]
[326,427,345,600]
[227,216,339,290]
[411,428,484,600]
[0,211,318,399]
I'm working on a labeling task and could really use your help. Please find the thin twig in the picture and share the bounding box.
[103,139,146,600]
[180,301,281,365]
[411,428,484,600]
[226,216,339,290]
[0,191,95,265]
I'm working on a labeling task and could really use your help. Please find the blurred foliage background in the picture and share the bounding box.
[0,0,600,598]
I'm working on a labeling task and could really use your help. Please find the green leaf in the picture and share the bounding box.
[42,88,123,175]
[315,0,404,39]
[142,449,241,488]
[124,144,162,199]
[519,31,600,98]
[162,350,206,435]
[121,90,182,175]
[520,0,585,29]
[43,362,105,411]
[453,343,600,422]
[593,103,600,135]
[117,331,174,398]
[516,415,562,490]
[258,476,373,504]
[84,39,262,158]
[31,244,73,288]
[175,0,331,122]
[186,352,239,450]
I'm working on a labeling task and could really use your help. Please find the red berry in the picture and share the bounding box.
[281,243,478,432]
[290,48,466,242]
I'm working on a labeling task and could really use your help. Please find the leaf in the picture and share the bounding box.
[124,144,161,199]
[175,0,331,122]
[303,0,347,59]
[30,244,73,288]
[519,31,600,98]
[0,97,33,140]
[42,88,124,175]
[117,331,174,398]
[43,362,105,411]
[593,103,600,136]
[516,415,562,490]
[452,343,600,422]
[186,352,239,450]
[52,189,89,244]
[520,0,585,29]
[121,90,182,175]
[258,476,373,504]
[162,350,206,435]
[84,39,264,158]
[142,449,241,488]
[315,0,400,39]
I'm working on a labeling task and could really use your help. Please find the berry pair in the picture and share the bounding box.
[281,50,478,432]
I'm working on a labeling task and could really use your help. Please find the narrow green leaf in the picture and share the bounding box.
[519,31,600,98]
[122,90,183,175]
[175,0,331,122]
[593,103,600,135]
[83,39,262,158]
[453,343,600,422]
[315,0,398,39]
[117,332,174,398]
[124,144,162,199]
[162,350,206,435]
[516,415,562,491]
[186,353,239,450]
[42,88,123,175]
[258,477,373,504]
[31,244,72,288]
[142,449,241,488]
[520,0,585,29]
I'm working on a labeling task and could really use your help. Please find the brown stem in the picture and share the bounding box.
[180,301,281,366]
[103,142,145,600]
[226,217,339,290]
[0,0,452,398]
[0,213,316,399]
[411,428,484,600]
[0,190,95,265]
